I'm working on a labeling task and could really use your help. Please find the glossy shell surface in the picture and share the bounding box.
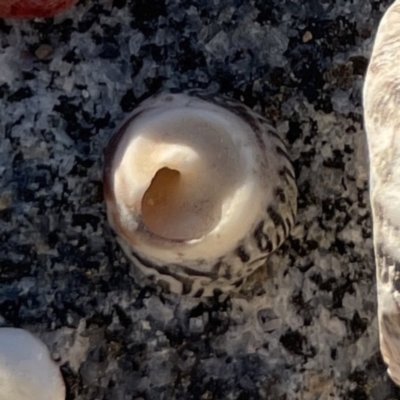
[0,328,65,400]
[0,0,76,18]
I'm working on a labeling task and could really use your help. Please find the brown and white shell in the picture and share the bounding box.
[364,0,400,386]
[103,91,297,297]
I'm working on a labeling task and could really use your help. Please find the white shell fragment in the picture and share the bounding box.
[104,91,297,296]
[0,328,65,400]
[364,0,400,386]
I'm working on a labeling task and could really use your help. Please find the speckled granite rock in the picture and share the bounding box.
[0,0,397,399]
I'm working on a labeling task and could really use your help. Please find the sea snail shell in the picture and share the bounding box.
[103,91,297,296]
[364,0,400,386]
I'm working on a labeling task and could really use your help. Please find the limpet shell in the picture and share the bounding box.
[364,0,400,385]
[104,91,297,296]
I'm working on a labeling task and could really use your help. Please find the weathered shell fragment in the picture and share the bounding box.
[104,91,297,296]
[364,0,400,385]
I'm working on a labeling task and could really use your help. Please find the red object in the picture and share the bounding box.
[0,0,77,18]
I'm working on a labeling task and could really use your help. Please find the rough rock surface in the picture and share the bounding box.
[0,0,397,399]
